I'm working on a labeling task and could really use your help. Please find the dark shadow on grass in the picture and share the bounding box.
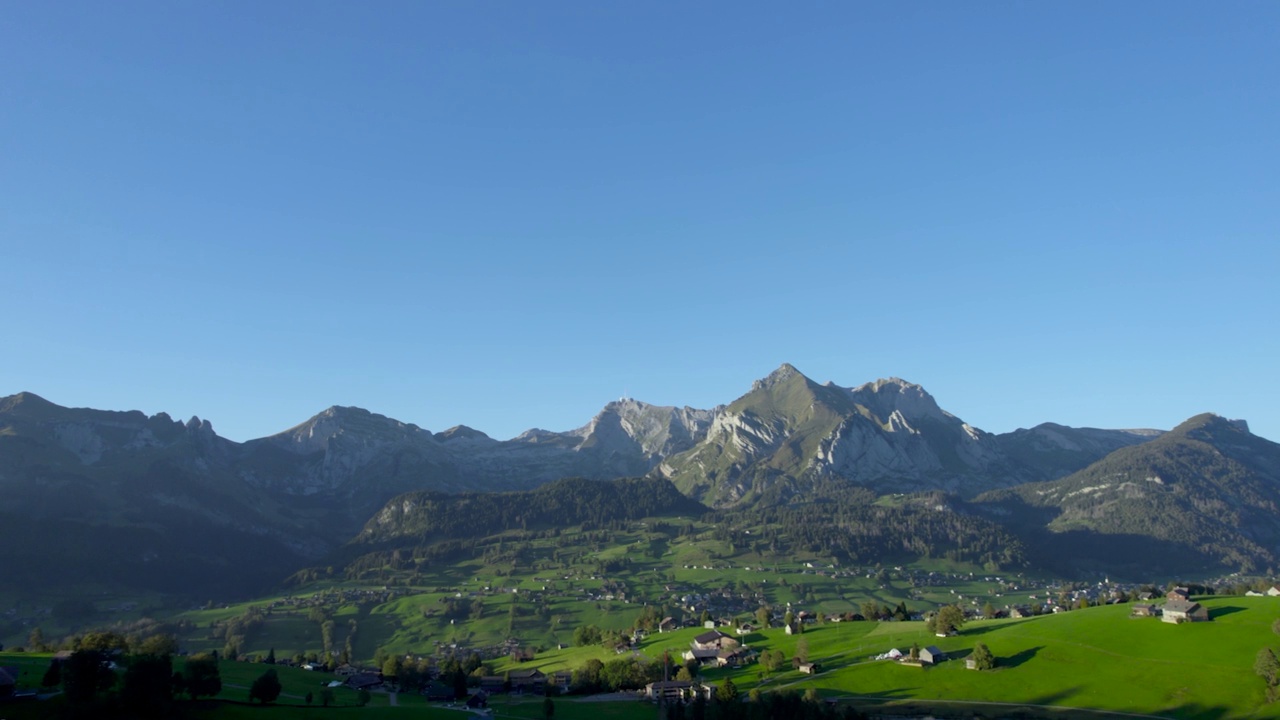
[960,618,1032,637]
[1208,606,1245,619]
[1001,646,1043,669]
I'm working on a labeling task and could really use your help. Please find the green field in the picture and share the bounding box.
[4,596,1279,718]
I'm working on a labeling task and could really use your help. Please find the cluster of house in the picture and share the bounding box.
[1130,587,1211,623]
[1245,586,1280,598]
[680,630,758,669]
[874,646,946,666]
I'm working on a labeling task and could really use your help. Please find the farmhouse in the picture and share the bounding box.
[479,676,505,694]
[645,680,714,702]
[659,617,677,632]
[797,662,818,674]
[919,646,946,665]
[692,630,737,651]
[1166,587,1190,602]
[345,673,382,690]
[508,668,546,694]
[1268,586,1280,597]
[1131,603,1157,617]
[1161,599,1209,623]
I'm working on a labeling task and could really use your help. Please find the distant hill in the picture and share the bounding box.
[976,413,1280,575]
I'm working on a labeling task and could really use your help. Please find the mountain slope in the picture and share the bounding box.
[656,364,1155,507]
[977,413,1280,574]
[0,392,312,597]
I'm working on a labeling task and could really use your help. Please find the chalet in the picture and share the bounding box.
[659,617,677,633]
[1268,586,1280,597]
[965,658,977,670]
[692,630,737,651]
[736,623,756,635]
[0,666,19,698]
[346,673,382,691]
[645,680,714,702]
[683,648,721,666]
[797,662,818,674]
[1131,603,1157,617]
[1162,599,1209,623]
[919,646,945,665]
[646,680,692,702]
[1009,606,1032,619]
[1166,587,1191,602]
[509,668,546,694]
[718,647,757,667]
[479,676,505,694]
[466,691,488,709]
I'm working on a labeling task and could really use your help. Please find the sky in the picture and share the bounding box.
[2,2,1277,443]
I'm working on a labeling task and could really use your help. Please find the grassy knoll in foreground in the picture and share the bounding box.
[485,596,1279,719]
[755,596,1278,719]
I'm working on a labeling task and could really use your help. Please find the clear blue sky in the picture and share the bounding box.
[3,2,1277,443]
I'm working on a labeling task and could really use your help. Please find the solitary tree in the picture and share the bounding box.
[971,642,995,671]
[928,605,966,636]
[183,655,222,700]
[249,668,282,704]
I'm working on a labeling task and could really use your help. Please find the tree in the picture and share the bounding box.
[320,688,335,707]
[756,606,771,628]
[137,634,179,657]
[716,677,739,703]
[265,647,276,665]
[62,650,116,707]
[1273,618,1280,636]
[383,655,402,680]
[41,659,61,688]
[28,626,46,652]
[543,696,556,719]
[675,666,693,682]
[305,691,314,705]
[357,688,372,706]
[783,610,795,630]
[121,654,175,719]
[909,643,920,662]
[795,638,809,664]
[982,602,996,619]
[1257,647,1280,688]
[971,642,995,671]
[183,655,222,700]
[931,605,966,636]
[249,668,282,704]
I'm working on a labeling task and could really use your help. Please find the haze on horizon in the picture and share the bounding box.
[2,3,1277,444]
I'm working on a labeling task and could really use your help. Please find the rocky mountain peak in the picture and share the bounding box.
[753,363,804,391]
[846,377,948,424]
[436,425,494,443]
[0,391,61,418]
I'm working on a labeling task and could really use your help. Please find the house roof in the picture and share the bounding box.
[648,680,694,690]
[509,669,544,679]
[1163,599,1202,614]
[923,646,944,656]
[347,673,382,689]
[694,630,730,644]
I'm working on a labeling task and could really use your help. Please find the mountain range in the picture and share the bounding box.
[2,363,1277,599]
